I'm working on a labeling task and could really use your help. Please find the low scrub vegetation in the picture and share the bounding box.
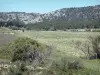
[42,56,100,75]
[0,37,52,75]
[0,31,100,75]
[76,35,100,59]
[6,37,51,63]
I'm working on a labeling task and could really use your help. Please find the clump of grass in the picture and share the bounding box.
[42,56,84,75]
[43,57,100,75]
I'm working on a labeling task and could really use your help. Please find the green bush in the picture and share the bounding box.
[5,37,50,63]
[7,62,28,75]
[48,56,84,72]
[42,56,89,75]
[67,60,83,70]
[7,65,23,75]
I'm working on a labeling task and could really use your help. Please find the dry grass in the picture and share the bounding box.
[0,29,100,74]
[18,31,100,57]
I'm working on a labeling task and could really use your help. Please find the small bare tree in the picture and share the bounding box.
[89,35,100,59]
[76,35,100,59]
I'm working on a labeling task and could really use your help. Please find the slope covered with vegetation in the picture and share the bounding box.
[0,5,100,30]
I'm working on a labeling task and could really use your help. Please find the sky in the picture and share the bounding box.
[0,0,100,13]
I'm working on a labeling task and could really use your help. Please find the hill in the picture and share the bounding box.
[0,5,100,30]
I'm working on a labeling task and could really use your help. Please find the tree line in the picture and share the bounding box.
[0,19,100,31]
[25,19,100,31]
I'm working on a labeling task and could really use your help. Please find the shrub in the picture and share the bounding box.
[50,56,83,71]
[7,65,23,75]
[76,35,100,59]
[89,35,100,59]
[67,60,83,70]
[42,56,84,75]
[7,62,28,75]
[6,37,51,63]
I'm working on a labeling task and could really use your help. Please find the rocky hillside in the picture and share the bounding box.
[0,5,100,24]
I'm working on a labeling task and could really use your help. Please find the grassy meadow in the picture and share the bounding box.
[18,30,100,73]
[0,28,100,74]
[18,31,100,56]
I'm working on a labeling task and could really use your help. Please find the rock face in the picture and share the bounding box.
[0,12,43,24]
[0,5,100,24]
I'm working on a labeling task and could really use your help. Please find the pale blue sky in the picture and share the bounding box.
[0,0,100,13]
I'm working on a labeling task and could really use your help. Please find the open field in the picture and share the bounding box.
[0,28,17,47]
[18,31,100,56]
[0,28,100,74]
[0,29,100,57]
[17,31,100,73]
